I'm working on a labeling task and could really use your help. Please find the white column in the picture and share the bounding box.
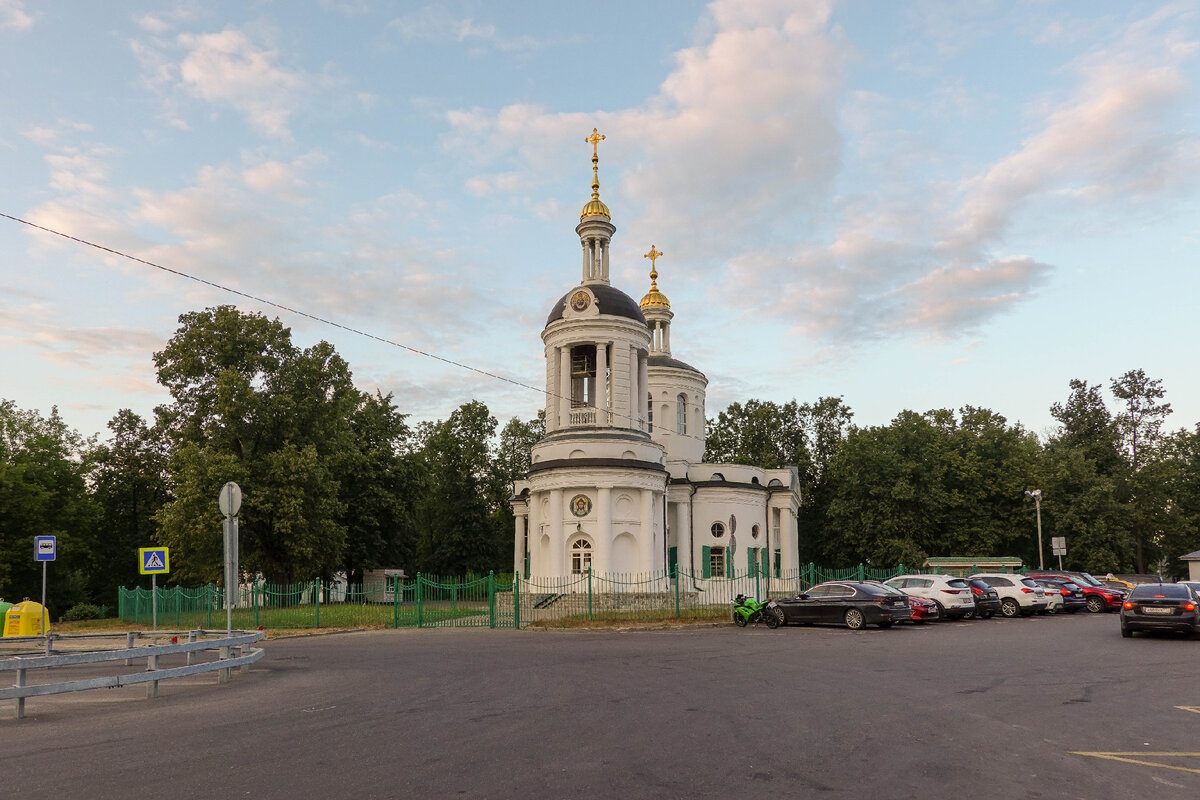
[638,354,649,429]
[784,506,799,575]
[581,240,588,282]
[677,500,692,577]
[601,240,609,281]
[628,344,638,430]
[663,322,671,354]
[513,513,524,576]
[558,347,571,428]
[640,489,655,572]
[595,342,608,425]
[550,489,565,578]
[596,487,612,574]
[528,493,542,578]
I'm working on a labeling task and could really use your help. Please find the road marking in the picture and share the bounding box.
[1070,752,1200,775]
[1176,706,1200,714]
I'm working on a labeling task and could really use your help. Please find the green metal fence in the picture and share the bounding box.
[118,572,516,630]
[118,562,946,629]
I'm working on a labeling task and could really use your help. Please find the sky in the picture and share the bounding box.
[2,0,1198,445]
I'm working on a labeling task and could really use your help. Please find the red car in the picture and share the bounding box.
[906,594,939,623]
[1026,570,1125,613]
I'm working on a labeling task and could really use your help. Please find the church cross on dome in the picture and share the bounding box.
[586,127,605,202]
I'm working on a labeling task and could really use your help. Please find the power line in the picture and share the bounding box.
[1,210,548,400]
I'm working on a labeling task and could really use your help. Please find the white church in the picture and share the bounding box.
[510,131,802,585]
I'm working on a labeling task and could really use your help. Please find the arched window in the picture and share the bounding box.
[676,394,687,434]
[711,522,725,538]
[751,524,760,540]
[571,539,593,574]
[647,393,653,432]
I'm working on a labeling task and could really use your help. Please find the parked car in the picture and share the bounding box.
[1101,575,1136,591]
[1032,577,1087,613]
[883,575,975,620]
[1026,570,1125,613]
[906,594,939,624]
[1177,581,1200,596]
[963,577,1001,619]
[1031,579,1064,614]
[967,574,1047,618]
[1120,583,1200,638]
[774,581,912,630]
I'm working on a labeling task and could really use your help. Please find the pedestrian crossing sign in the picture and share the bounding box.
[139,547,170,575]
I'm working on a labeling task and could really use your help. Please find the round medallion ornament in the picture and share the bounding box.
[570,290,591,312]
[570,494,592,517]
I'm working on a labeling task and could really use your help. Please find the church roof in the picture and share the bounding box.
[545,284,647,329]
[648,354,703,376]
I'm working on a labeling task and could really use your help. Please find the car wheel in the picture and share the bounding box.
[1085,596,1105,613]
[767,607,785,629]
[1121,623,1132,638]
[932,600,947,620]
[962,609,975,620]
[1000,598,1020,618]
[844,608,865,630]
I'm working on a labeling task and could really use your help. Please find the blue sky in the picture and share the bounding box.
[2,0,1198,443]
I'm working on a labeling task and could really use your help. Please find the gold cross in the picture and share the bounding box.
[586,128,606,156]
[644,245,663,269]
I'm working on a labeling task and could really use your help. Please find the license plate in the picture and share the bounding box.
[1143,606,1173,615]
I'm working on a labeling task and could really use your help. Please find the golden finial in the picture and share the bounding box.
[639,245,670,309]
[580,127,611,220]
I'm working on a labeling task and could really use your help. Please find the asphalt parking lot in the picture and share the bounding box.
[4,612,1198,799]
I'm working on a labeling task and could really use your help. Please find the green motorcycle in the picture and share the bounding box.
[732,594,783,628]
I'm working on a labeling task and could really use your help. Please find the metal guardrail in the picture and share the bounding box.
[0,629,265,719]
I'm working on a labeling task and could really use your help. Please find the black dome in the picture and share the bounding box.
[544,284,647,329]
[648,354,704,376]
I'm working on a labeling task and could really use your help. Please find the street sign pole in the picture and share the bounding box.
[41,561,47,637]
[219,482,242,635]
[34,536,56,637]
[152,574,157,631]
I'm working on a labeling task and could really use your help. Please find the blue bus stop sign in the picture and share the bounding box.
[35,536,56,562]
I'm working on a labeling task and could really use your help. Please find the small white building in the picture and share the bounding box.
[510,131,801,583]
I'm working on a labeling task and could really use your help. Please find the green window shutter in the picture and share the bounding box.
[746,547,756,576]
[726,549,734,579]
[761,547,769,577]
[668,546,678,574]
[702,546,711,578]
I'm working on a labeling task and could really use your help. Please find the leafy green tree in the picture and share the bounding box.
[152,307,360,585]
[0,401,97,612]
[412,401,501,575]
[87,409,168,597]
[1110,369,1173,572]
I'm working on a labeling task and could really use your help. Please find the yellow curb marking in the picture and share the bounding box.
[1070,752,1200,776]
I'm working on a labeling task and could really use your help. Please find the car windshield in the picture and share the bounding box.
[946,579,969,589]
[1131,585,1189,599]
[1073,573,1103,587]
[1020,578,1040,589]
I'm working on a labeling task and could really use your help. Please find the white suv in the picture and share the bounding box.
[968,573,1047,618]
[883,575,976,620]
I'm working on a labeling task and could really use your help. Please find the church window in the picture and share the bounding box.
[647,393,653,432]
[710,522,725,538]
[570,539,593,574]
[708,546,726,578]
[676,394,687,434]
[751,524,760,540]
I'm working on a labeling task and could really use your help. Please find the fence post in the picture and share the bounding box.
[674,564,680,618]
[207,584,214,628]
[393,576,400,628]
[175,586,181,627]
[488,571,496,629]
[755,568,761,601]
[513,571,521,629]
[314,578,321,627]
[857,563,865,581]
[587,568,593,620]
[416,573,424,628]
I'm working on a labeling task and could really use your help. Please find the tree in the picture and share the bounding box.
[411,401,501,575]
[153,307,360,585]
[1110,369,1173,572]
[87,409,168,597]
[0,401,97,611]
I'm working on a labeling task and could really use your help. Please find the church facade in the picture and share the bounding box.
[510,131,801,584]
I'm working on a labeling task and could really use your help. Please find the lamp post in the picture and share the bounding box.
[1024,489,1044,570]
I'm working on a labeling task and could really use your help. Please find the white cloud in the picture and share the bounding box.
[387,4,550,52]
[0,0,35,31]
[175,28,308,138]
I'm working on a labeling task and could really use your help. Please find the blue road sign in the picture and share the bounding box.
[35,536,56,562]
[139,547,170,575]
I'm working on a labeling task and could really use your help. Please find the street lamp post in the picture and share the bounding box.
[1024,489,1044,570]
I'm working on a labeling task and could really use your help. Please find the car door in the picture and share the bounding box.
[821,584,855,623]
[781,585,828,623]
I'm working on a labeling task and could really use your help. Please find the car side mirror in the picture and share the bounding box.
[796,593,809,600]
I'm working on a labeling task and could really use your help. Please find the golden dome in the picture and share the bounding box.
[580,127,612,220]
[639,245,670,309]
